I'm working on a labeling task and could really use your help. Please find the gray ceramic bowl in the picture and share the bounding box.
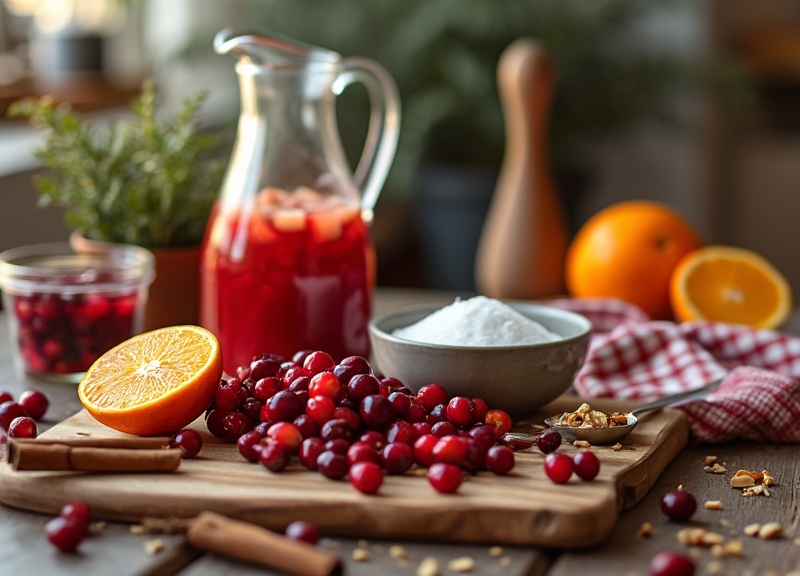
[369,301,592,416]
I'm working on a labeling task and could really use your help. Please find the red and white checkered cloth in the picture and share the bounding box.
[548,298,800,443]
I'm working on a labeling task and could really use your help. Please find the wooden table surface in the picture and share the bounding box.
[1,287,799,576]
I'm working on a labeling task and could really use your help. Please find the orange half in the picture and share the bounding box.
[78,325,223,436]
[670,246,792,329]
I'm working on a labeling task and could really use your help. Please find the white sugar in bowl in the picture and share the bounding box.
[368,300,592,416]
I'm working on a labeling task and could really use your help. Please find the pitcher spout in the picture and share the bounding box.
[213,28,340,68]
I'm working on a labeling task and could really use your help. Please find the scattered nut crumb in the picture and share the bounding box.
[704,455,718,465]
[144,539,164,555]
[488,546,503,557]
[573,440,591,448]
[447,556,476,573]
[724,539,743,556]
[730,474,755,488]
[742,484,770,497]
[705,559,723,574]
[612,443,622,451]
[794,537,800,546]
[677,528,726,548]
[129,524,146,534]
[91,521,107,533]
[763,470,775,486]
[352,548,371,562]
[701,532,726,546]
[704,500,724,510]
[758,522,782,540]
[638,522,653,538]
[743,523,761,537]
[704,462,727,474]
[499,556,512,567]
[389,545,408,560]
[417,557,440,576]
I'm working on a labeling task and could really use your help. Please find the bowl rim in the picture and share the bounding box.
[369,299,593,351]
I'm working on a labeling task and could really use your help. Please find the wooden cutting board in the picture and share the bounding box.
[0,395,688,548]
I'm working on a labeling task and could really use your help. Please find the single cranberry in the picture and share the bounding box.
[240,397,262,423]
[259,442,290,472]
[308,371,341,399]
[427,463,463,494]
[306,395,336,426]
[59,501,92,530]
[380,442,414,474]
[573,450,600,481]
[358,430,386,450]
[333,363,360,388]
[338,355,372,375]
[298,437,325,470]
[484,409,513,438]
[416,383,449,411]
[347,441,380,465]
[426,404,447,425]
[292,414,320,439]
[237,430,264,462]
[332,406,361,432]
[387,391,411,417]
[544,452,574,484]
[266,422,303,452]
[349,461,384,495]
[471,397,489,422]
[249,356,282,381]
[169,428,203,459]
[346,374,380,404]
[467,425,497,451]
[0,401,27,431]
[486,445,515,475]
[282,366,308,388]
[8,416,37,438]
[413,434,439,467]
[265,390,304,422]
[287,376,311,393]
[206,409,235,440]
[236,364,252,382]
[431,435,469,467]
[292,350,314,366]
[446,396,476,427]
[431,421,458,438]
[405,400,428,424]
[316,450,349,480]
[386,420,417,445]
[45,516,86,552]
[536,428,562,454]
[253,377,282,401]
[17,390,49,420]
[285,520,319,545]
[360,394,393,431]
[324,438,351,455]
[412,421,432,437]
[0,391,12,404]
[223,411,253,437]
[303,351,335,376]
[212,382,241,414]
[464,439,488,473]
[661,489,697,522]
[320,418,353,442]
[649,551,696,576]
[379,377,405,397]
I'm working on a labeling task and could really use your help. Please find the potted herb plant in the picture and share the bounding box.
[9,80,225,330]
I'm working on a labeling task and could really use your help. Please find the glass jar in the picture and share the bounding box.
[0,242,155,383]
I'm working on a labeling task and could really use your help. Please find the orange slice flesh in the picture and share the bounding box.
[78,325,223,436]
[670,246,792,329]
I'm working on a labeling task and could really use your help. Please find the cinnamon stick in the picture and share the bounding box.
[187,512,342,576]
[7,440,182,472]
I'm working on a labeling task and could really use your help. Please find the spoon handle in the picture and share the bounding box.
[629,378,724,418]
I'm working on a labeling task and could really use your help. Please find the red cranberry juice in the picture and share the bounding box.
[201,198,373,374]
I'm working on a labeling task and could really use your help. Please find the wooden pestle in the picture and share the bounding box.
[475,38,569,299]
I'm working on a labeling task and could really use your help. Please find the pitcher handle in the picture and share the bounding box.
[334,57,401,222]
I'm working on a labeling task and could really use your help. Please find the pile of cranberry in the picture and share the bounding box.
[205,350,520,494]
[0,389,49,441]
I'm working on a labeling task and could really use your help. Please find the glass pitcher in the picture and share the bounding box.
[201,29,400,374]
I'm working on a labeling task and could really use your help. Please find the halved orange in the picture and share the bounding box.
[670,246,792,329]
[78,325,223,436]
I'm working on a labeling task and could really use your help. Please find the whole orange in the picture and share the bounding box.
[565,201,702,319]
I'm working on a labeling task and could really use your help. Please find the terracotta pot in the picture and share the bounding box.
[70,232,201,331]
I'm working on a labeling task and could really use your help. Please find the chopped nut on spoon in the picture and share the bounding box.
[555,403,629,428]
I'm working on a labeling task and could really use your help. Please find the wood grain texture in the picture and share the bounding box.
[0,395,688,549]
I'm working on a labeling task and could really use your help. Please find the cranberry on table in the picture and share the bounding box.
[285,519,320,545]
[348,461,384,495]
[649,551,695,576]
[427,462,463,494]
[0,391,12,404]
[573,450,600,481]
[59,501,92,531]
[536,428,562,454]
[415,383,448,411]
[17,390,49,421]
[431,435,469,467]
[380,442,414,475]
[8,416,37,439]
[484,409,513,438]
[259,442,290,472]
[359,394,393,432]
[661,489,697,522]
[446,396,476,427]
[302,351,335,376]
[0,401,27,431]
[237,430,264,463]
[544,452,574,484]
[486,445,515,475]
[316,450,349,480]
[169,428,203,459]
[45,516,87,553]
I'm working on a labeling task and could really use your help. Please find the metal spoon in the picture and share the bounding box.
[543,379,724,445]
[501,378,723,448]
